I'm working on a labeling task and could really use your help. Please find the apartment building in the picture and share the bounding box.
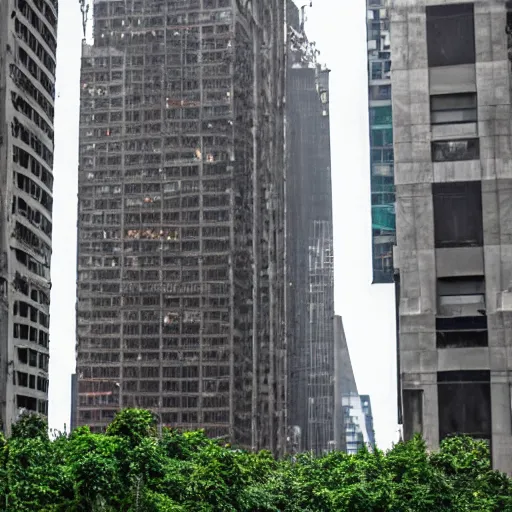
[390,0,512,473]
[75,0,287,453]
[0,0,58,432]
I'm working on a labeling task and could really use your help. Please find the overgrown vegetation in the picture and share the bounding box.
[1,409,511,511]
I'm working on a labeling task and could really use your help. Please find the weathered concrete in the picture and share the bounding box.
[389,0,512,474]
[0,0,57,432]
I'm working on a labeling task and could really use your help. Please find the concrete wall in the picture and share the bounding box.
[389,0,512,474]
[0,0,57,432]
[0,0,9,431]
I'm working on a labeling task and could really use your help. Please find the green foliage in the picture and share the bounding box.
[106,408,157,447]
[0,409,511,511]
[11,412,48,441]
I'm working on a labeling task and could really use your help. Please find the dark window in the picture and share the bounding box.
[436,315,488,348]
[438,370,491,441]
[433,181,483,248]
[436,316,487,330]
[17,394,37,411]
[430,93,477,125]
[437,330,487,348]
[432,138,479,162]
[17,347,28,364]
[403,389,423,441]
[426,4,475,67]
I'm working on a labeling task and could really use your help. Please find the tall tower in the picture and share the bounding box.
[391,0,512,474]
[0,0,58,432]
[366,0,395,284]
[75,0,286,453]
[286,1,335,455]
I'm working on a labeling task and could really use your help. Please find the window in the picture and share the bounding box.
[403,389,423,441]
[433,181,483,248]
[436,316,488,348]
[370,60,391,80]
[430,93,477,125]
[438,371,491,441]
[371,128,393,147]
[432,138,479,162]
[426,4,475,67]
[17,347,28,364]
[437,276,485,316]
[370,61,382,80]
[369,105,392,125]
[369,84,391,100]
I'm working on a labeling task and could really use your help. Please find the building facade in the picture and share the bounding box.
[391,0,512,473]
[76,0,287,454]
[367,0,395,283]
[0,0,58,432]
[286,2,335,455]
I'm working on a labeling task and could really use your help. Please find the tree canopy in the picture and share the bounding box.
[1,408,511,511]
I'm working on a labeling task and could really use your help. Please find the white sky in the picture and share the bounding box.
[49,0,398,449]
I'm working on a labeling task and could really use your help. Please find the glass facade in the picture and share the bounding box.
[366,1,395,283]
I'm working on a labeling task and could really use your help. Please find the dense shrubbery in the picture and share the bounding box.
[1,408,511,511]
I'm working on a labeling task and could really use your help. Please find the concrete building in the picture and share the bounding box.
[0,0,58,432]
[75,0,287,454]
[390,0,512,473]
[367,0,396,283]
[286,2,335,455]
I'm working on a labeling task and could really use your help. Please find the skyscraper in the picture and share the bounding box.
[75,0,287,453]
[391,0,512,474]
[286,1,335,455]
[0,0,58,432]
[366,0,395,284]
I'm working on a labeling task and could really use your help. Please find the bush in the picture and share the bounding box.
[0,410,510,511]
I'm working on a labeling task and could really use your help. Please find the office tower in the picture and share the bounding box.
[0,0,58,431]
[391,0,512,473]
[286,2,335,455]
[333,316,371,454]
[76,0,287,453]
[366,0,395,283]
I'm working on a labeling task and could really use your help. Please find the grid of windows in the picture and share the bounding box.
[1,0,58,427]
[76,0,286,452]
[367,3,395,283]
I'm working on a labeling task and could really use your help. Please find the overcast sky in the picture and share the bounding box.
[49,0,398,448]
